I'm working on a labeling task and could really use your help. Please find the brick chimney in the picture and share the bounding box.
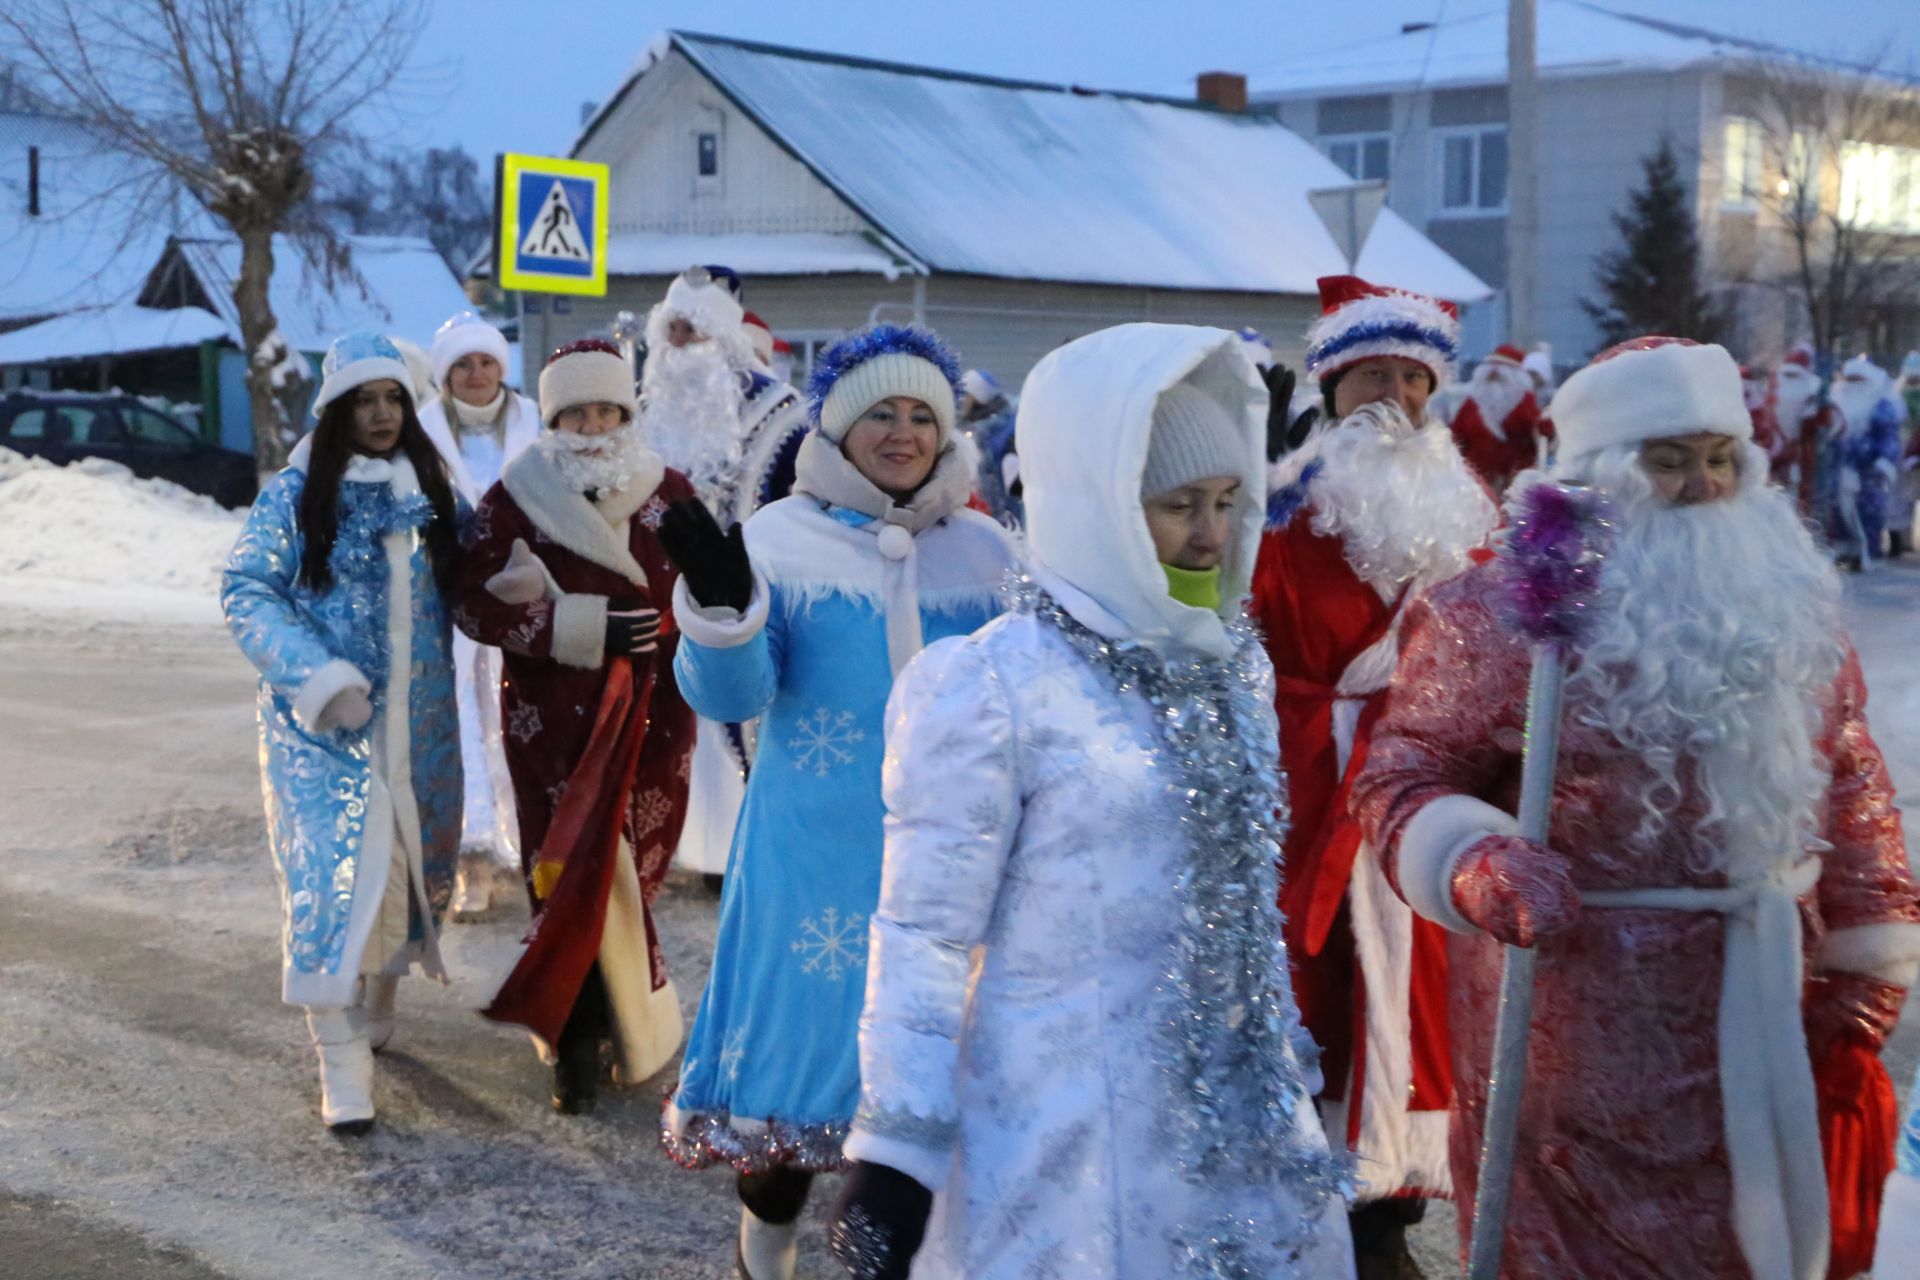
[1196,72,1247,113]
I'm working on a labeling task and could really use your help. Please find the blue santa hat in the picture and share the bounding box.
[808,324,962,445]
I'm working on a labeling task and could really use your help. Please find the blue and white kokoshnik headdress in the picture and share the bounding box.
[313,331,415,418]
[806,324,963,445]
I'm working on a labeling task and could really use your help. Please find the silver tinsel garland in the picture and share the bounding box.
[1008,575,1352,1276]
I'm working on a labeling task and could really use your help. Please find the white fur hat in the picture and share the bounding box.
[430,311,511,387]
[659,268,745,337]
[538,338,637,428]
[389,335,436,402]
[312,331,414,418]
[1551,339,1751,465]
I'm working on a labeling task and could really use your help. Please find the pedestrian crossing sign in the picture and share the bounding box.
[496,153,610,296]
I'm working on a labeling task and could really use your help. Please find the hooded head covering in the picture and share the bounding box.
[1017,323,1265,660]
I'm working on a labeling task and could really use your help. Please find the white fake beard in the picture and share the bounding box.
[1775,369,1818,426]
[1833,382,1885,434]
[1551,444,1845,878]
[639,307,757,501]
[535,423,651,495]
[1464,365,1530,436]
[1301,411,1497,594]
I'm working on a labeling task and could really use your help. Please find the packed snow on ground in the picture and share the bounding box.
[0,445,242,610]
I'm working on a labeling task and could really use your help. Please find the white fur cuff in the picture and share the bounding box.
[1397,794,1519,936]
[672,571,770,650]
[843,1128,952,1194]
[551,593,609,670]
[291,659,372,735]
[1817,922,1920,987]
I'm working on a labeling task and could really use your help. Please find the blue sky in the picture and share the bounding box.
[397,0,1915,160]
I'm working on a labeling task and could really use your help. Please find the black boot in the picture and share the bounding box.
[1889,529,1910,558]
[551,964,610,1115]
[1350,1200,1428,1280]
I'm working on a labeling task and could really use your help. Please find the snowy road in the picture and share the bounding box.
[1,569,1917,1280]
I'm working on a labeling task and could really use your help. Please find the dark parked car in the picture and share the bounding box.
[0,391,257,508]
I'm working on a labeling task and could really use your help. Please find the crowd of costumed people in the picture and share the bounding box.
[222,263,1920,1280]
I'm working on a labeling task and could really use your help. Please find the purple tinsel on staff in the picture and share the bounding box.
[1497,481,1615,649]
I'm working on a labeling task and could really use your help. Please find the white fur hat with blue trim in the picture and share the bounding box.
[808,324,961,445]
[312,331,414,418]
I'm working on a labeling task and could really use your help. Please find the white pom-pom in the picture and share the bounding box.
[877,524,913,561]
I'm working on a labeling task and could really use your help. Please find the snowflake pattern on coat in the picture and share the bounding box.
[507,702,543,744]
[789,707,865,776]
[792,905,867,981]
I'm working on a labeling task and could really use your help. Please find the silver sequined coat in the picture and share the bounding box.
[848,600,1353,1279]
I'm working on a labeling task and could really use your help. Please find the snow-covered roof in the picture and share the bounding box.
[577,32,1490,302]
[602,230,910,280]
[0,111,196,324]
[1251,1,1904,99]
[0,304,230,366]
[150,234,474,354]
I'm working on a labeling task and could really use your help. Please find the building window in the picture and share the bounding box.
[696,132,719,178]
[1723,116,1763,208]
[1840,141,1920,232]
[1322,132,1391,182]
[1436,126,1507,214]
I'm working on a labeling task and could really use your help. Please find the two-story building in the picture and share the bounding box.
[1255,0,1920,367]
[513,30,1489,387]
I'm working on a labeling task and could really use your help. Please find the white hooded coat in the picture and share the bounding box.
[849,324,1352,1279]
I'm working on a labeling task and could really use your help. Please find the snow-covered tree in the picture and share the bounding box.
[1,0,428,474]
[1582,139,1726,350]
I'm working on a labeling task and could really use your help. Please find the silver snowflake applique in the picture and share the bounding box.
[791,905,868,981]
[788,707,864,777]
[631,786,674,836]
[638,495,669,530]
[508,702,544,744]
[719,1027,748,1083]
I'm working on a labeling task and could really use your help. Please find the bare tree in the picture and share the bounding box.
[1728,50,1920,359]
[1,0,429,473]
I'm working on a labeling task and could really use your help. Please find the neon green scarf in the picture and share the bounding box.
[1161,562,1222,610]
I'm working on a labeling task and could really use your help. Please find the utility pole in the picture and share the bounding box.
[1507,0,1540,348]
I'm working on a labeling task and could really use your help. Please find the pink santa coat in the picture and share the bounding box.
[1352,563,1920,1280]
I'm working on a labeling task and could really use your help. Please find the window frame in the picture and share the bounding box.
[1722,115,1764,210]
[1432,124,1509,217]
[1320,130,1393,183]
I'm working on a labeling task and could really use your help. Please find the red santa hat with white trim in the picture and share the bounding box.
[1304,274,1461,389]
[1482,343,1526,369]
[1550,336,1750,465]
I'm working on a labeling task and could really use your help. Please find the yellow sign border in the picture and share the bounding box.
[498,152,610,297]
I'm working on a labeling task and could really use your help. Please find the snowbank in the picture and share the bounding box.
[0,446,243,596]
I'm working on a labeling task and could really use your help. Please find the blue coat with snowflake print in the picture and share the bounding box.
[663,491,1015,1170]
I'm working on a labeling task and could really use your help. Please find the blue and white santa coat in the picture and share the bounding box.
[221,441,464,1008]
[660,429,1016,1172]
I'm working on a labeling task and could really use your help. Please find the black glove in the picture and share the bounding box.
[604,597,660,659]
[1261,363,1320,462]
[828,1161,933,1280]
[657,499,754,612]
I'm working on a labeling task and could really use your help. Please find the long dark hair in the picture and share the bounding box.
[297,387,460,599]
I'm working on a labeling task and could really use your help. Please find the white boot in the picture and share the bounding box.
[736,1207,798,1280]
[365,975,399,1053]
[450,849,495,921]
[306,1002,375,1133]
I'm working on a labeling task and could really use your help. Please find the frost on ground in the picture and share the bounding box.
[0,452,1915,1278]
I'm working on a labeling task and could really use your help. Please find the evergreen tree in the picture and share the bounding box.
[1582,139,1726,349]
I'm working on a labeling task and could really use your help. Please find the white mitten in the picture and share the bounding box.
[486,537,556,604]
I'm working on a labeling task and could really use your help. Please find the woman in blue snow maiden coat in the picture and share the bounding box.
[222,332,466,1136]
[655,325,1018,1280]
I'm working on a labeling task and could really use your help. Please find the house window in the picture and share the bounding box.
[1436,126,1507,214]
[697,132,719,178]
[1723,116,1763,207]
[1840,141,1920,232]
[1322,132,1391,182]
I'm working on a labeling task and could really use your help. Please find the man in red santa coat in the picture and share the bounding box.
[455,338,697,1115]
[1447,343,1551,493]
[1252,274,1499,1276]
[1353,336,1920,1279]
[1741,362,1794,487]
